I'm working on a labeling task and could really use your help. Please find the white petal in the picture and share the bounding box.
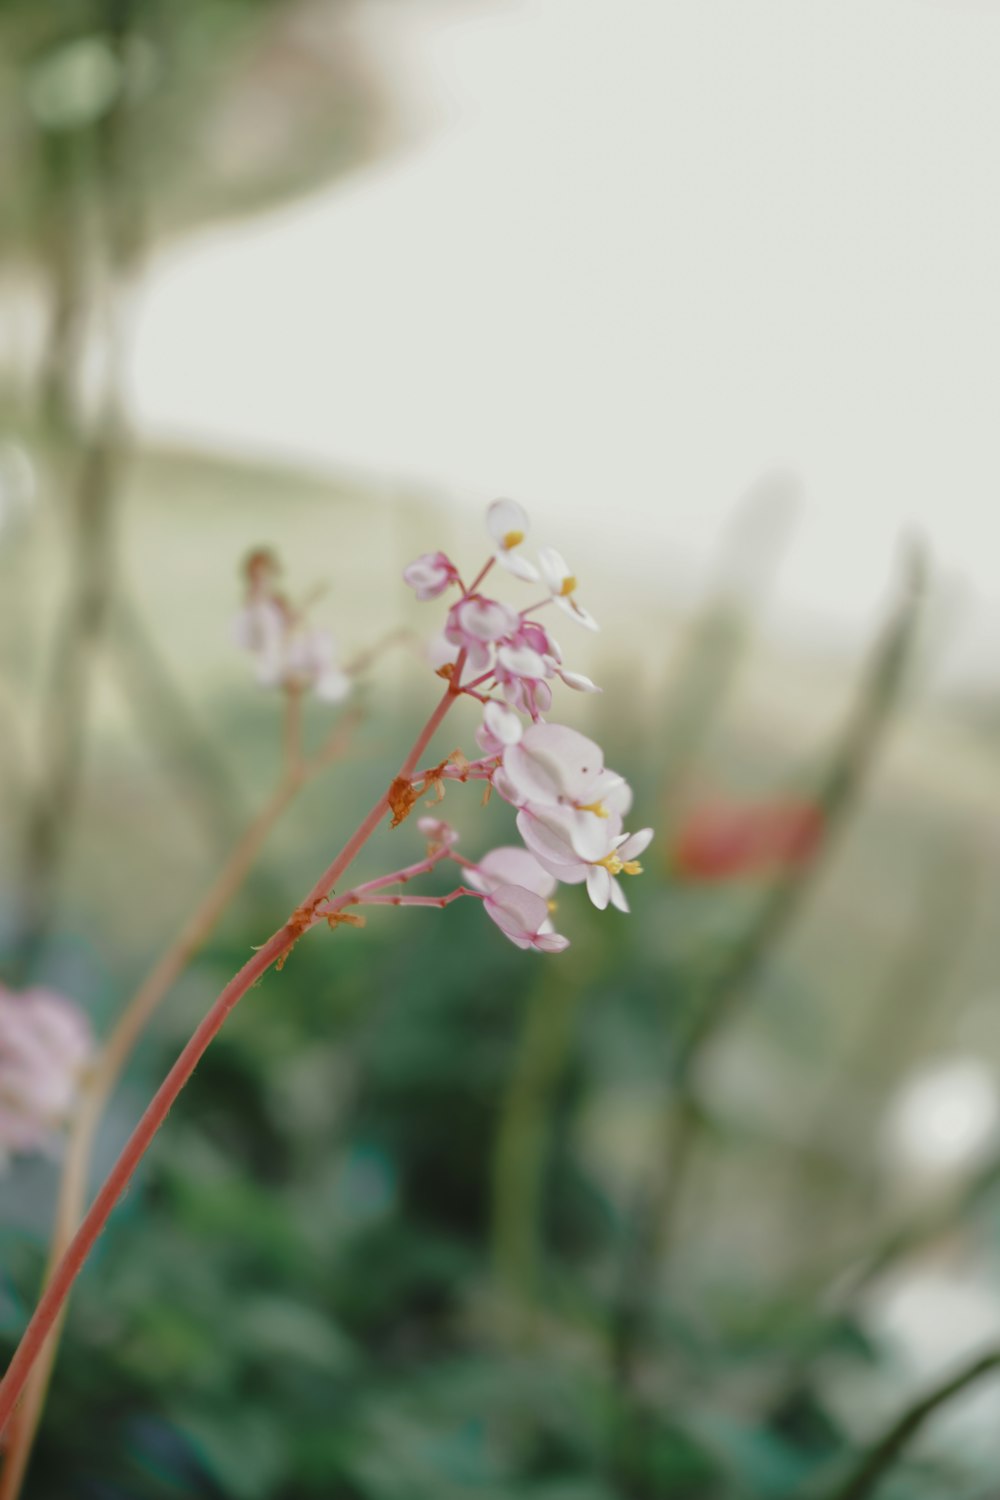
[593,770,632,817]
[608,878,631,913]
[497,550,540,582]
[502,723,605,805]
[483,700,523,746]
[553,594,600,631]
[535,931,570,953]
[570,600,600,632]
[516,808,581,870]
[475,846,557,898]
[558,668,601,693]
[486,497,530,547]
[586,865,612,910]
[537,546,569,593]
[497,643,547,680]
[618,827,654,861]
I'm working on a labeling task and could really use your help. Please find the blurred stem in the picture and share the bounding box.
[819,1347,1000,1500]
[491,966,582,1341]
[12,414,128,976]
[109,590,287,913]
[0,703,358,1499]
[653,482,795,834]
[612,547,927,1397]
[0,666,465,1438]
[13,0,146,976]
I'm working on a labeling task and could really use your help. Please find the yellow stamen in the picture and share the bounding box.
[596,854,643,877]
[502,529,525,550]
[547,899,558,913]
[559,575,578,597]
[580,800,609,818]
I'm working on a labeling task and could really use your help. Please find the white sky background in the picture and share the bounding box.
[129,0,1000,678]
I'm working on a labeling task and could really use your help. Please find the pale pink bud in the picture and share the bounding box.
[403,551,460,601]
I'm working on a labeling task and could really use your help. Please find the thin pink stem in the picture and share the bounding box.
[0,666,467,1437]
[353,887,483,909]
[519,597,554,615]
[466,557,496,595]
[323,847,454,908]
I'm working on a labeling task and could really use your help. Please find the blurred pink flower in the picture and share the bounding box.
[403,551,460,600]
[0,987,93,1165]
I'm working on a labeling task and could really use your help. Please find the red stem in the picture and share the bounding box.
[0,670,465,1435]
[354,887,482,909]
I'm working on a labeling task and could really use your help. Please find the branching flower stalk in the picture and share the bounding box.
[0,500,651,1443]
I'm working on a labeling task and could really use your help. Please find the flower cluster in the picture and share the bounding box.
[233,548,351,702]
[394,500,652,953]
[0,987,93,1167]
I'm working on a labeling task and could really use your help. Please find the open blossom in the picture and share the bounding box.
[403,551,460,600]
[538,547,599,631]
[486,498,539,582]
[517,805,653,912]
[482,884,569,953]
[0,988,93,1165]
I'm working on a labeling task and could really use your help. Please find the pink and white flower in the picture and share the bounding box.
[444,594,520,672]
[497,723,622,813]
[516,805,652,913]
[404,551,460,600]
[538,548,599,631]
[482,883,569,953]
[487,498,539,582]
[0,987,93,1165]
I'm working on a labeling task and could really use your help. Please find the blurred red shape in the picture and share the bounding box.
[671,798,825,882]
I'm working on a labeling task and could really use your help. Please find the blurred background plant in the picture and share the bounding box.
[4,1,1000,1497]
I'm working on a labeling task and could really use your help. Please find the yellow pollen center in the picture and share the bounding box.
[597,854,643,877]
[502,529,525,550]
[580,800,609,818]
[559,575,578,597]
